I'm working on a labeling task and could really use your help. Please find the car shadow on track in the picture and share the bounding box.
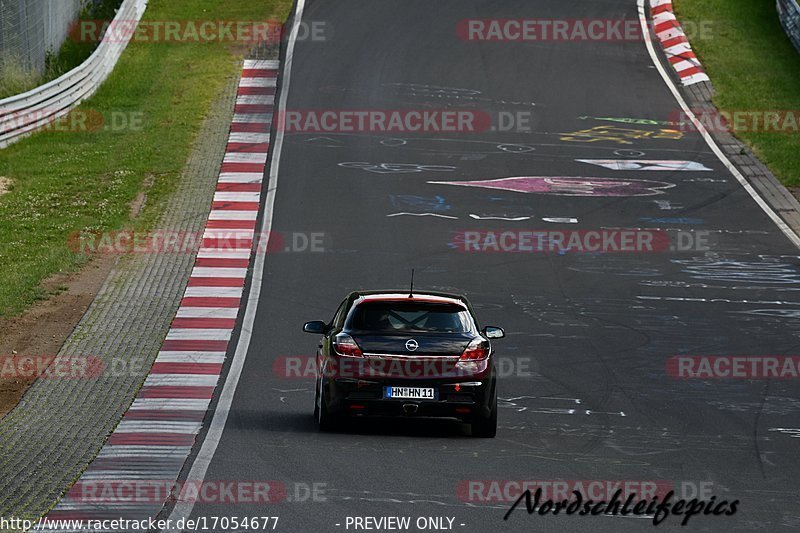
[338,416,472,438]
[251,410,473,438]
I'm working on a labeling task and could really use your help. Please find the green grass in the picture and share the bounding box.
[0,0,291,316]
[674,0,800,186]
[0,55,40,99]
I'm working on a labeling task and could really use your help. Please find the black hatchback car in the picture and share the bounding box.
[303,290,504,437]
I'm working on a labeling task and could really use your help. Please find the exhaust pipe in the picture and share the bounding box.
[403,403,419,414]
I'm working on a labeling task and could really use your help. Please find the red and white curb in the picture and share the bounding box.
[39,59,278,526]
[650,0,710,86]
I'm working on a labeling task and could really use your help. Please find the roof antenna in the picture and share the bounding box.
[408,269,415,298]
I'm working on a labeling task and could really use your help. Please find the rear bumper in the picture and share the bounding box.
[323,371,496,422]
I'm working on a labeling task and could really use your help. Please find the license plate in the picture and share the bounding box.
[384,386,435,400]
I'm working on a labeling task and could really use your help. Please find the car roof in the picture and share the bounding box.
[348,290,470,308]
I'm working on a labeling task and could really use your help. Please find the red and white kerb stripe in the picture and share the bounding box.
[40,59,278,524]
[650,0,709,86]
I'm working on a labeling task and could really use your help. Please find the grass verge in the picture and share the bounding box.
[0,57,39,100]
[0,0,291,316]
[673,0,800,186]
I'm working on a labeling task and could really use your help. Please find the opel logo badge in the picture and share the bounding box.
[405,339,419,352]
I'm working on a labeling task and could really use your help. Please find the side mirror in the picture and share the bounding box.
[483,326,505,339]
[303,321,328,334]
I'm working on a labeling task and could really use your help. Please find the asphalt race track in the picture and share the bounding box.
[172,1,800,531]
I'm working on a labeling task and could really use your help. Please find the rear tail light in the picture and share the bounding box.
[458,338,489,362]
[333,333,364,358]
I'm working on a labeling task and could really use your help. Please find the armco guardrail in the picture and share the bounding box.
[0,0,148,149]
[778,0,800,54]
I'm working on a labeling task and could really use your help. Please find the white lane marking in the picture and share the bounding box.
[386,212,458,219]
[218,172,264,183]
[223,152,268,164]
[653,199,683,210]
[131,398,211,410]
[113,420,204,434]
[541,217,579,224]
[196,249,252,259]
[664,42,692,56]
[672,59,700,73]
[237,95,275,105]
[96,446,194,457]
[213,191,261,202]
[238,77,277,88]
[202,231,255,243]
[769,428,800,438]
[585,410,626,417]
[163,1,306,528]
[165,328,234,341]
[190,267,248,278]
[144,374,219,387]
[638,295,800,304]
[202,228,255,237]
[243,60,279,69]
[652,10,676,23]
[232,113,272,123]
[228,132,271,144]
[183,287,244,298]
[682,72,711,85]
[208,210,259,221]
[638,0,800,248]
[468,214,531,221]
[576,159,712,171]
[175,308,240,319]
[154,352,227,364]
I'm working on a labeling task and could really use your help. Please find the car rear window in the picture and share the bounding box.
[348,301,472,333]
